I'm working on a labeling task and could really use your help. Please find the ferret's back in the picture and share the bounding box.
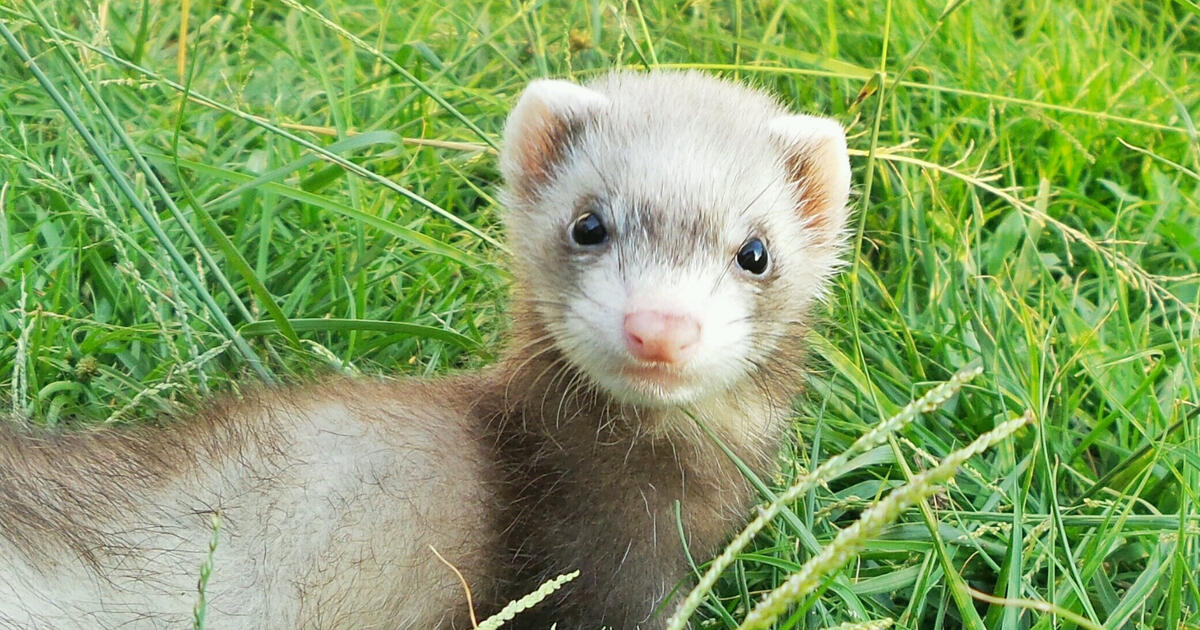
[0,377,499,629]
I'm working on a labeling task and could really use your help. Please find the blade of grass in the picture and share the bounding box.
[238,318,490,359]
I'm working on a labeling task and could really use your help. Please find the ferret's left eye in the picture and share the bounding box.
[571,212,608,246]
[736,238,769,275]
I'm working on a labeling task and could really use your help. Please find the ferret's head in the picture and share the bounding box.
[500,71,850,410]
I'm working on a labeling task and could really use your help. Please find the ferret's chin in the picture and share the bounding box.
[585,364,712,408]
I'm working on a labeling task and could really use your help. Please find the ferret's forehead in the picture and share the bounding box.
[577,74,791,220]
[589,97,780,174]
[576,119,786,231]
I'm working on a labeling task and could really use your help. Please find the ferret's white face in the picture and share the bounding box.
[501,72,851,409]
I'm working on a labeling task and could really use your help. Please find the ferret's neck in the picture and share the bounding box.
[479,300,802,628]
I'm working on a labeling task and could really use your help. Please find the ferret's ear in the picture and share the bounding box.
[768,115,852,238]
[501,79,609,199]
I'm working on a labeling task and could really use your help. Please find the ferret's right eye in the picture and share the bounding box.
[736,238,770,275]
[571,213,608,246]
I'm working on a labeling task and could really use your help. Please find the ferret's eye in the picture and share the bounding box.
[736,238,769,275]
[571,212,608,246]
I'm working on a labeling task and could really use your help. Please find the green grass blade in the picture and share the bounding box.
[239,318,490,359]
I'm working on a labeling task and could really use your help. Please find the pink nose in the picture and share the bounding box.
[623,311,701,364]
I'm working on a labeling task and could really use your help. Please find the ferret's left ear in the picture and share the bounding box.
[501,79,609,199]
[768,115,852,239]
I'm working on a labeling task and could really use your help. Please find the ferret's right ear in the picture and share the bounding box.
[768,115,852,240]
[501,79,608,199]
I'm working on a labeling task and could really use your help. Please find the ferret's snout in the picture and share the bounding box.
[623,311,701,364]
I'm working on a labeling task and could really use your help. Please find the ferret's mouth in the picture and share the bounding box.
[581,358,718,407]
[619,363,688,389]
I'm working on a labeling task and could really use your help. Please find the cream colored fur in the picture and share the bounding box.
[1,380,497,629]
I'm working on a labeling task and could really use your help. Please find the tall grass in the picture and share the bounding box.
[1,0,1197,627]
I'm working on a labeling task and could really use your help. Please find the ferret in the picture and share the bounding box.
[0,71,850,629]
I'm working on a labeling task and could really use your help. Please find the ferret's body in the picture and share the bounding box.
[1,71,851,629]
[1,379,501,629]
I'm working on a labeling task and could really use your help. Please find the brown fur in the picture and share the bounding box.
[477,301,807,629]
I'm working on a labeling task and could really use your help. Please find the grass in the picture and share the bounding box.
[1,0,1198,628]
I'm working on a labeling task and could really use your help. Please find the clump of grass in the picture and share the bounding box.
[737,411,1030,630]
[669,364,985,630]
